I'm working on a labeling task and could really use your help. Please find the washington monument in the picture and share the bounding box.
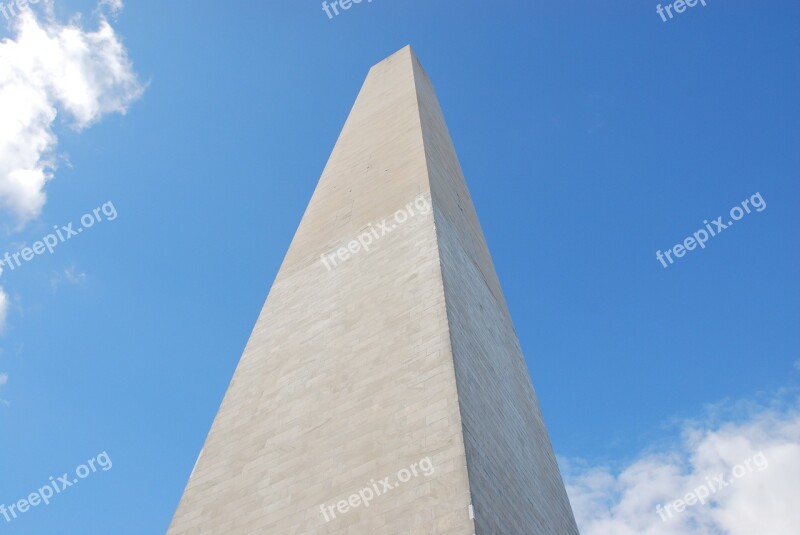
[169,45,579,534]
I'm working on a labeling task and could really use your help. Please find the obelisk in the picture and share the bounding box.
[169,45,579,534]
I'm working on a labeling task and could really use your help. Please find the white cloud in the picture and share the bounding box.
[0,286,8,331]
[98,0,125,16]
[0,4,143,227]
[50,265,87,290]
[0,370,6,407]
[63,265,87,284]
[794,360,800,372]
[565,394,800,535]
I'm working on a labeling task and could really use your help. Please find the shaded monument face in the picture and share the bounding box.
[169,45,579,534]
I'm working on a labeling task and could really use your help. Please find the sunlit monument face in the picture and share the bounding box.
[168,45,578,535]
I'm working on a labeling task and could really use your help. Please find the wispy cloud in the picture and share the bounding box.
[50,265,87,291]
[0,2,143,227]
[0,371,7,407]
[0,286,8,331]
[98,0,125,16]
[565,392,800,535]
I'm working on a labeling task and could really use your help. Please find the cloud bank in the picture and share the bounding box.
[565,393,800,535]
[0,3,143,227]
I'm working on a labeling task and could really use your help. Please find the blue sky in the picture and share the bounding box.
[0,1,798,533]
